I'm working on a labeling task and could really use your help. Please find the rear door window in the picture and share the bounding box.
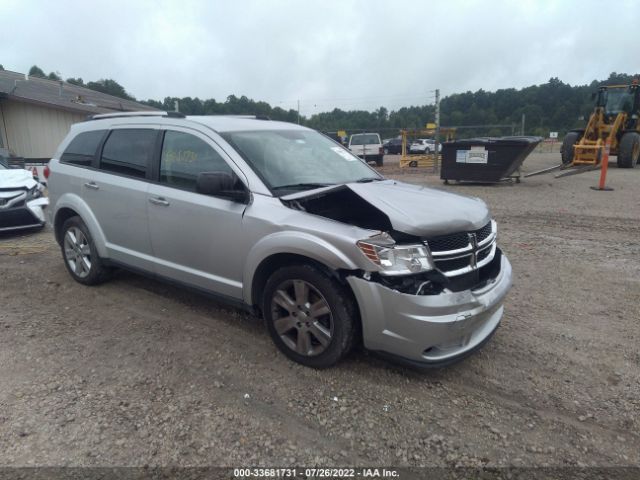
[159,130,233,191]
[99,129,156,179]
[60,130,106,166]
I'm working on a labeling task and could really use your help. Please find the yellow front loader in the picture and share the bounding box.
[562,82,640,169]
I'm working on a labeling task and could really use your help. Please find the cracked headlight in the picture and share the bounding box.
[26,185,42,200]
[357,235,433,276]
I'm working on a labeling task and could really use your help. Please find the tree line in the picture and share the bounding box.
[22,65,639,138]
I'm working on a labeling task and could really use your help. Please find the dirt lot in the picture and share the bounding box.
[0,151,638,469]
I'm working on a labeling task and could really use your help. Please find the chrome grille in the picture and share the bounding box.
[477,246,492,262]
[425,220,497,277]
[426,232,469,252]
[476,222,493,243]
[432,256,471,272]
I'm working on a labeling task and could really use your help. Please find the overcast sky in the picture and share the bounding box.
[1,0,639,115]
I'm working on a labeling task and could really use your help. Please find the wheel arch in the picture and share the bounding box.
[249,252,363,350]
[54,207,78,245]
[244,232,362,314]
[53,194,108,257]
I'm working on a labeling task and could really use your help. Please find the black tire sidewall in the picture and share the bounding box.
[60,216,108,285]
[617,132,640,168]
[262,264,356,368]
[561,131,581,165]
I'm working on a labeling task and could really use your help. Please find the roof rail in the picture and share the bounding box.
[86,111,186,121]
[220,114,271,121]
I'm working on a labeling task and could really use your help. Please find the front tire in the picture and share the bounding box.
[561,131,581,165]
[60,216,111,285]
[262,264,357,368]
[617,132,640,168]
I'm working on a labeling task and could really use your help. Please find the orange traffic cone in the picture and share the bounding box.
[591,138,614,191]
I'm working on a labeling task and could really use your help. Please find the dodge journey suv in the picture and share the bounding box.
[48,112,512,368]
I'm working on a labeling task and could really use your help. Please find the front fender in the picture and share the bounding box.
[53,193,108,258]
[243,231,360,305]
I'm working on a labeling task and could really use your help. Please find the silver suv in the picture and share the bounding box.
[48,112,512,368]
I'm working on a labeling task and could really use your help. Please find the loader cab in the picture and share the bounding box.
[596,85,639,117]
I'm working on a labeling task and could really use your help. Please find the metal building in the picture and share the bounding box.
[0,70,157,162]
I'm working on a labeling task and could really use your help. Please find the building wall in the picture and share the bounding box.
[0,100,8,149]
[0,99,85,160]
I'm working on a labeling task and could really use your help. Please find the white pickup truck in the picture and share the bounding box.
[348,133,384,166]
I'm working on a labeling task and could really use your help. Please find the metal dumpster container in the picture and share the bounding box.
[440,136,542,183]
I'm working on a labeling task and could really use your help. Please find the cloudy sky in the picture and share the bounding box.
[1,0,638,114]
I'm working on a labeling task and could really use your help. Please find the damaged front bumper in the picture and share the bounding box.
[0,197,48,232]
[347,253,512,367]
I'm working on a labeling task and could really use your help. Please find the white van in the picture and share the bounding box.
[348,133,383,166]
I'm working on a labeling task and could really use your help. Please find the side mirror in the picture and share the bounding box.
[196,172,248,203]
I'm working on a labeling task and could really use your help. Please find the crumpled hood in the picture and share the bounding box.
[347,180,490,237]
[0,169,38,190]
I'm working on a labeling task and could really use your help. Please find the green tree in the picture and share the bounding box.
[85,79,135,101]
[66,77,84,86]
[18,64,640,137]
[28,65,46,78]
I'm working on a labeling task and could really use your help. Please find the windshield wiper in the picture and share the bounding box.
[354,177,384,183]
[272,182,334,191]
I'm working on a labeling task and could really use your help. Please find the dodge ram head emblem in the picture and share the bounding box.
[468,233,478,269]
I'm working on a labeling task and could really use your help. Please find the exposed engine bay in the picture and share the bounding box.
[282,183,501,295]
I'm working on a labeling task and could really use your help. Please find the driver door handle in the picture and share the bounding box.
[84,182,99,190]
[149,197,170,206]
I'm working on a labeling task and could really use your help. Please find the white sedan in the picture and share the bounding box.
[409,139,441,154]
[0,156,48,232]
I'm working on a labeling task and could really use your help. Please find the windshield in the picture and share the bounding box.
[221,129,382,194]
[350,134,380,145]
[603,88,634,114]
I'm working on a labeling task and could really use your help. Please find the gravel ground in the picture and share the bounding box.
[0,150,638,469]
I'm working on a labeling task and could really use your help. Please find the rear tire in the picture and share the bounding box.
[60,216,111,285]
[617,132,640,168]
[376,155,383,166]
[561,131,581,165]
[262,264,357,368]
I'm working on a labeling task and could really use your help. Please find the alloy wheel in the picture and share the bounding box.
[270,279,333,357]
[64,227,92,278]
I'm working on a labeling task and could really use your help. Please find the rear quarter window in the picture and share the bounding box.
[60,130,106,166]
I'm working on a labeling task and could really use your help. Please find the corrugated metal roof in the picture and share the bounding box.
[0,70,158,114]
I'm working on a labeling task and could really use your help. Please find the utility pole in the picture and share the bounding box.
[174,100,179,112]
[521,113,525,135]
[297,100,300,124]
[434,89,440,171]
